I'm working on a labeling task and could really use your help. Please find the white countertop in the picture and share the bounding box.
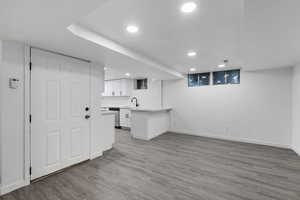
[101,110,117,115]
[131,107,172,112]
[101,105,132,109]
[101,106,172,112]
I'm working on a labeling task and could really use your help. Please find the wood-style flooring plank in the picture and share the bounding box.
[2,130,300,200]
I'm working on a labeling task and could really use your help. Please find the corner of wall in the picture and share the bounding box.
[0,41,28,195]
[291,64,300,156]
[0,39,3,193]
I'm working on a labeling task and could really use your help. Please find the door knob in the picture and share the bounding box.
[85,115,91,119]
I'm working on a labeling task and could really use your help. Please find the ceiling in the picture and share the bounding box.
[1,0,300,79]
[81,0,243,73]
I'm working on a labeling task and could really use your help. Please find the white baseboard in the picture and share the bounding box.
[90,144,114,160]
[90,150,103,160]
[0,180,29,196]
[103,144,113,152]
[292,146,300,156]
[169,131,291,149]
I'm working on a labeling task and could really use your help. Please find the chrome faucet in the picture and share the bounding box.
[131,97,139,107]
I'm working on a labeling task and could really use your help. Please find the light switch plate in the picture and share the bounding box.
[9,78,20,89]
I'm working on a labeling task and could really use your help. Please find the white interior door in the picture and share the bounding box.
[30,49,91,180]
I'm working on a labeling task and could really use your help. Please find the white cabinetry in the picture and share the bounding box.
[91,112,115,159]
[103,79,133,97]
[120,108,131,128]
[120,79,133,96]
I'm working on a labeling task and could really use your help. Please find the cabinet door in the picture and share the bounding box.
[104,81,109,96]
[104,81,113,96]
[111,80,121,96]
[120,108,127,127]
[120,109,131,127]
[126,110,131,127]
[120,79,133,96]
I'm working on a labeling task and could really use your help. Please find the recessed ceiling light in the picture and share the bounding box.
[187,51,197,57]
[181,2,197,13]
[125,73,131,76]
[190,68,196,72]
[126,25,139,33]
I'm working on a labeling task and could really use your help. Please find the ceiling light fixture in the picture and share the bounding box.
[187,51,197,57]
[104,67,108,70]
[190,68,196,72]
[125,73,131,76]
[126,25,139,33]
[181,2,197,13]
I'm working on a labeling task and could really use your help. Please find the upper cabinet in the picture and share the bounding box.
[103,79,133,97]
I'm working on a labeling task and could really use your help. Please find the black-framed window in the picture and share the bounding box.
[213,69,240,85]
[188,72,210,87]
[135,79,148,89]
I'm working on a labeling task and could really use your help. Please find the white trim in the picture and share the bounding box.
[90,151,103,160]
[292,146,300,156]
[0,180,29,195]
[169,131,291,149]
[24,45,31,186]
[0,40,3,196]
[88,63,93,161]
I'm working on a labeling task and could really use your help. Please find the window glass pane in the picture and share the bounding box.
[198,73,210,86]
[213,69,240,85]
[227,70,240,84]
[188,73,210,87]
[188,74,199,87]
[213,71,226,85]
[135,79,148,89]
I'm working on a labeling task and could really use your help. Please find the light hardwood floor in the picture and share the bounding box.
[2,129,300,200]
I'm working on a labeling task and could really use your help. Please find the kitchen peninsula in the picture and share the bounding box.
[130,107,172,140]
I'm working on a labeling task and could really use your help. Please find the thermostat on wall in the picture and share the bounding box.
[9,78,20,89]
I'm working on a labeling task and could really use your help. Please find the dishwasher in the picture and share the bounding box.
[108,107,121,129]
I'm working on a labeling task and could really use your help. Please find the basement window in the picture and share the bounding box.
[134,79,148,90]
[188,72,210,87]
[213,69,240,85]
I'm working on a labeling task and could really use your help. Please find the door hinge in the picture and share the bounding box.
[29,62,32,71]
[29,114,32,123]
[29,166,32,175]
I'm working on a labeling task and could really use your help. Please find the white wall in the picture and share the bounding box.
[0,40,2,188]
[90,63,107,158]
[0,41,26,194]
[101,79,162,108]
[0,42,107,195]
[292,64,300,154]
[101,96,130,107]
[132,79,162,108]
[164,68,292,148]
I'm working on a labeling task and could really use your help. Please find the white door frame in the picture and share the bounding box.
[23,45,31,186]
[23,46,93,184]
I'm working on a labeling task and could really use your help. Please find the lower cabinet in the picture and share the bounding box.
[90,113,115,159]
[120,108,131,128]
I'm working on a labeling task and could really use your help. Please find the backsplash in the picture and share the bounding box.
[101,79,162,108]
